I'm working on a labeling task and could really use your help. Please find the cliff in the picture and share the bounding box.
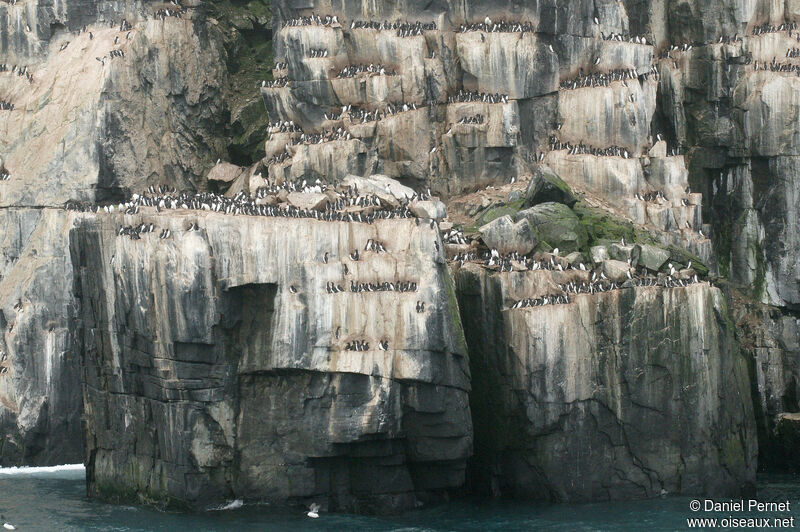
[457,264,756,501]
[0,0,231,465]
[71,210,470,512]
[0,0,798,517]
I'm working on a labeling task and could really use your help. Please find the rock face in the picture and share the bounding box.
[0,209,83,465]
[0,1,234,466]
[456,264,757,501]
[3,0,800,516]
[524,165,577,208]
[71,211,471,512]
[734,297,800,470]
[515,203,588,253]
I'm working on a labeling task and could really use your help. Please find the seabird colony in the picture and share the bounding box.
[457,19,534,33]
[349,19,436,37]
[336,64,396,78]
[559,66,659,90]
[66,180,430,242]
[0,63,34,84]
[446,248,704,311]
[447,90,509,104]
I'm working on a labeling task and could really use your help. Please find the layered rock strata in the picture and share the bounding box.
[456,263,757,501]
[71,210,471,512]
[0,2,228,465]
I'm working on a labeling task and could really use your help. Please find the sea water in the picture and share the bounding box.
[1,466,799,531]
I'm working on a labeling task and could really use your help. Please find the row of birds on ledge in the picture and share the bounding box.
[65,177,441,226]
[344,339,391,351]
[751,58,800,74]
[325,280,419,294]
[507,271,702,310]
[560,66,660,90]
[274,11,800,57]
[349,20,437,36]
[0,63,33,84]
[444,248,705,310]
[336,64,396,78]
[548,138,632,159]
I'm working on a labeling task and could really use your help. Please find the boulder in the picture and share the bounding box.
[287,192,329,211]
[514,202,587,254]
[508,189,524,202]
[208,162,245,184]
[476,202,523,227]
[342,174,416,203]
[409,200,447,220]
[479,215,538,255]
[638,244,671,272]
[590,245,609,264]
[564,251,584,267]
[648,140,667,158]
[524,165,578,208]
[609,243,639,267]
[602,259,633,283]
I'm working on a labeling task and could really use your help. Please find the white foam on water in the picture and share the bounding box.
[209,499,244,511]
[0,464,84,475]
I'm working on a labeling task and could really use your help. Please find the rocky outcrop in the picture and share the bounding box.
[456,264,757,501]
[71,211,471,512]
[0,209,83,465]
[734,296,800,470]
[0,2,231,466]
[3,0,800,515]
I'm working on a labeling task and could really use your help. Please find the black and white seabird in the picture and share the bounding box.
[307,503,320,519]
[2,516,15,531]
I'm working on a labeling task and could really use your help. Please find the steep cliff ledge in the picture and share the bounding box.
[456,264,757,500]
[2,0,800,516]
[70,210,470,512]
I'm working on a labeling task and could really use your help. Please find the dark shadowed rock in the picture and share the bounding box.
[524,165,578,208]
[456,264,757,502]
[71,212,471,514]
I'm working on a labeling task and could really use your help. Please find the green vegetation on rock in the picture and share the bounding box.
[206,1,273,165]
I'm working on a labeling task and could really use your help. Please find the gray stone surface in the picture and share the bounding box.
[479,216,537,255]
[409,200,447,221]
[456,264,757,501]
[0,209,83,466]
[590,245,610,264]
[602,259,633,283]
[515,203,588,254]
[0,1,230,467]
[4,0,800,514]
[71,211,471,513]
[524,165,578,208]
[638,244,671,272]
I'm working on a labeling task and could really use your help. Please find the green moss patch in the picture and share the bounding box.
[207,1,273,165]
